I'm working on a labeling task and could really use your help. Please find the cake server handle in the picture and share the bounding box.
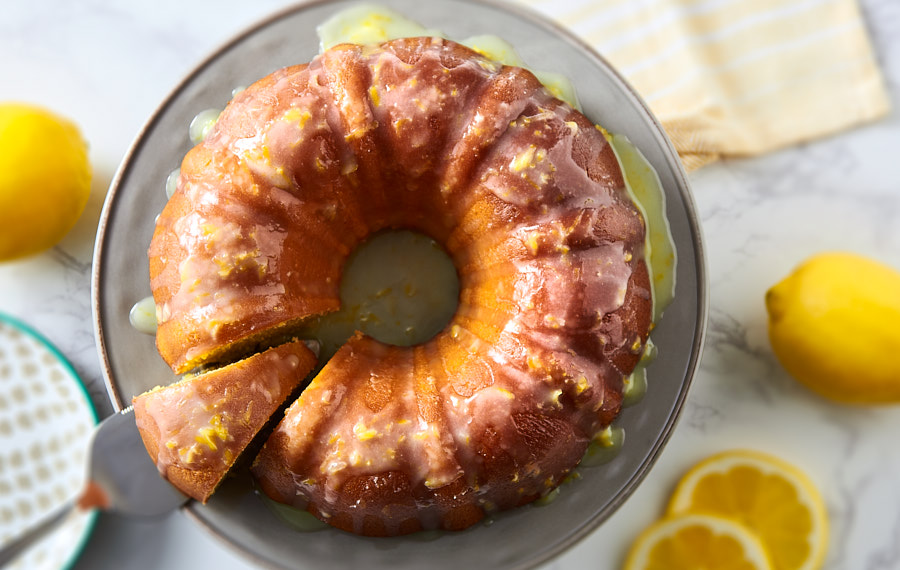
[0,501,75,567]
[0,408,189,567]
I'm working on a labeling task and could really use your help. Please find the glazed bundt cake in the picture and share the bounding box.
[132,340,316,502]
[148,37,652,535]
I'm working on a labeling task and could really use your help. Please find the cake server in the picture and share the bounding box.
[0,407,188,567]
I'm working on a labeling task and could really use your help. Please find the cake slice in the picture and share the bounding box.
[133,339,316,502]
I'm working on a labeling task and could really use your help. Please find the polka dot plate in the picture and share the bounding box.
[0,313,98,569]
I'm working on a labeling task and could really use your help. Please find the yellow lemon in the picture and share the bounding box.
[623,512,773,570]
[0,103,91,261]
[667,450,828,570]
[766,252,900,404]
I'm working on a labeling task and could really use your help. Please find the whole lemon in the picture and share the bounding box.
[766,252,900,404]
[0,103,92,261]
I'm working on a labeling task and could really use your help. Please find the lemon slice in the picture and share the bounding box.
[623,512,773,570]
[667,450,828,570]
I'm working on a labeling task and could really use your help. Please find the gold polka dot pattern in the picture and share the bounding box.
[0,316,97,569]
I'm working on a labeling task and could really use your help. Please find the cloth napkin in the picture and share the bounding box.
[518,0,891,170]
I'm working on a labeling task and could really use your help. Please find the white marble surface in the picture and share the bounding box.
[2,0,899,568]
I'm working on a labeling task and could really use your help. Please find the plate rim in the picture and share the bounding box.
[90,0,708,567]
[0,311,100,570]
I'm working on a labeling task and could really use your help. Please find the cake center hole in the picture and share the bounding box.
[297,230,460,360]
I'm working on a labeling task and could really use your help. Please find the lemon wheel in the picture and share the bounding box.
[623,512,773,570]
[667,450,828,570]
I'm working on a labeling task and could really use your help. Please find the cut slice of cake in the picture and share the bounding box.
[132,339,317,503]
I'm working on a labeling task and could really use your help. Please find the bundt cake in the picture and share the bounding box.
[148,37,653,535]
[132,340,316,502]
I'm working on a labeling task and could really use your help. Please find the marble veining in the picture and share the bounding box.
[1,0,899,568]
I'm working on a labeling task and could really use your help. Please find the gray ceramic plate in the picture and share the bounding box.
[92,0,706,568]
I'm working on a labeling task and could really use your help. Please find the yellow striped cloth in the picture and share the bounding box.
[517,0,891,170]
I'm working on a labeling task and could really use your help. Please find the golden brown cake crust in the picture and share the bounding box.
[151,37,653,534]
[132,340,316,502]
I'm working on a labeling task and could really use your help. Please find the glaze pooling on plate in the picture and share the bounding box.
[0,313,98,570]
[317,3,581,108]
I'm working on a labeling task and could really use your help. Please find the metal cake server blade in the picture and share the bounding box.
[0,407,188,567]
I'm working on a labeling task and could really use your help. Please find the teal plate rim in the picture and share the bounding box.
[0,311,100,570]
